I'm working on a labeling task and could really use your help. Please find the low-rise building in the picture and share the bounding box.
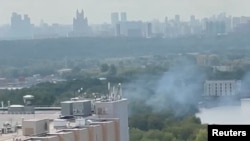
[204,80,241,97]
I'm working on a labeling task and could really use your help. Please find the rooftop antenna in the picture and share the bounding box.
[108,82,111,97]
[118,83,122,99]
[7,101,10,107]
[112,86,116,100]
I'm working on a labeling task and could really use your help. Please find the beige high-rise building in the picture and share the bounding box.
[94,98,129,141]
[18,83,128,141]
[49,131,75,141]
[29,136,59,141]
[61,128,89,141]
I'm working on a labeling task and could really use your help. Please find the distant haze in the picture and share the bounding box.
[0,0,249,25]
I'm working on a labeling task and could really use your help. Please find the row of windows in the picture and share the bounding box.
[209,87,232,89]
[208,83,233,87]
[209,92,236,96]
[204,82,239,96]
[209,84,233,87]
[205,89,237,96]
[97,107,108,115]
[208,88,233,91]
[208,85,233,88]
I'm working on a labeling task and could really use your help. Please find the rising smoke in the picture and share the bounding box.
[124,56,206,117]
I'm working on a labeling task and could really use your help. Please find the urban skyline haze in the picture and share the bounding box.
[0,0,249,25]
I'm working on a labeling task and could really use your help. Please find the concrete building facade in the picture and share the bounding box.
[94,98,129,141]
[10,83,128,141]
[204,80,241,97]
[22,118,50,136]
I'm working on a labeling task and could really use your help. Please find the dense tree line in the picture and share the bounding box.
[0,63,169,106]
[0,72,208,141]
[0,32,250,67]
[0,58,218,141]
[128,98,207,141]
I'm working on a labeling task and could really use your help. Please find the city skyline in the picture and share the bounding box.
[0,0,250,25]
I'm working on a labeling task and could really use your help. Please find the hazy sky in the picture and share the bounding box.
[0,0,249,25]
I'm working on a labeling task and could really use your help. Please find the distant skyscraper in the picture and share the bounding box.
[164,17,171,37]
[175,15,180,23]
[23,14,31,29]
[74,9,88,32]
[111,12,119,25]
[146,22,153,38]
[69,9,90,37]
[217,12,226,21]
[11,12,22,31]
[205,21,226,35]
[10,12,33,39]
[115,23,121,36]
[232,17,241,29]
[240,16,250,24]
[120,12,127,22]
[164,16,168,23]
[190,15,196,23]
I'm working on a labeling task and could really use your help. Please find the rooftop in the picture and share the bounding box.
[95,98,127,103]
[0,110,60,127]
[0,111,60,141]
[9,105,24,108]
[241,98,250,101]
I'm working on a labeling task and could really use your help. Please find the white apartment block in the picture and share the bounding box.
[204,80,241,96]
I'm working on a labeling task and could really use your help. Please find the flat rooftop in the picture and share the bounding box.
[0,111,60,141]
[94,98,127,103]
[0,109,121,140]
[0,110,60,127]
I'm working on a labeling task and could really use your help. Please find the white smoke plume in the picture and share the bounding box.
[124,57,206,117]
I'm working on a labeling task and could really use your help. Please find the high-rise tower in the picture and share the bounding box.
[94,83,129,141]
[69,9,89,37]
[111,12,119,25]
[120,12,127,22]
[10,12,33,39]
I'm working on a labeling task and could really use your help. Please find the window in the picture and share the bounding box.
[97,107,103,114]
[44,122,48,130]
[97,107,108,115]
[103,108,108,114]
